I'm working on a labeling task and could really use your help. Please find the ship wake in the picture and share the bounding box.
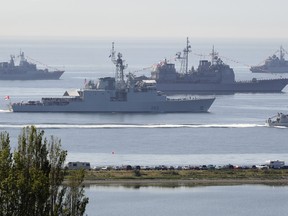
[0,123,266,129]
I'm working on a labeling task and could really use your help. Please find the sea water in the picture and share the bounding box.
[0,37,287,215]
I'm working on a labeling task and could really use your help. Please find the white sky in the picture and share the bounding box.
[0,0,287,38]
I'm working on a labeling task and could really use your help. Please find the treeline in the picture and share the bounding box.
[0,126,88,216]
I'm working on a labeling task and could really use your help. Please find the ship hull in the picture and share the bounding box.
[267,122,288,127]
[155,79,288,93]
[12,98,215,113]
[0,70,64,80]
[251,66,288,73]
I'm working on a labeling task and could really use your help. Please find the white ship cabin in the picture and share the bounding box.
[67,161,91,170]
[63,90,81,97]
[135,80,157,91]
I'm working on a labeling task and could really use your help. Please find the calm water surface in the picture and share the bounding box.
[85,185,288,216]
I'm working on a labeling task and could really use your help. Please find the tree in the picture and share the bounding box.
[48,136,68,216]
[0,132,14,215]
[63,170,89,216]
[0,126,89,216]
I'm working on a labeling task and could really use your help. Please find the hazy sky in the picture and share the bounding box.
[1,0,287,38]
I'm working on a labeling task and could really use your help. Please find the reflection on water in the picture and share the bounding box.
[85,185,288,216]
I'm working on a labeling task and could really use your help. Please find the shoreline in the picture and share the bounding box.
[83,178,288,187]
[80,169,288,187]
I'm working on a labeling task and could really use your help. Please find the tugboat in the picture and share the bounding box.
[149,38,288,93]
[11,43,215,113]
[0,51,64,80]
[250,46,288,73]
[266,113,288,127]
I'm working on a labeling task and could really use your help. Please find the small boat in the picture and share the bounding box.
[266,113,288,127]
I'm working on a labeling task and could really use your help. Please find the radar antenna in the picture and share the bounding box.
[176,37,191,74]
[280,45,285,61]
[211,46,219,65]
[18,50,28,66]
[110,42,128,90]
[9,55,15,66]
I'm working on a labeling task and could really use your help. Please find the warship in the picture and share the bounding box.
[11,44,215,113]
[149,38,288,93]
[0,51,64,80]
[250,46,288,73]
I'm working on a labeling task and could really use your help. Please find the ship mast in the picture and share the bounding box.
[110,42,128,90]
[211,45,218,65]
[177,37,191,74]
[19,51,26,66]
[280,45,285,61]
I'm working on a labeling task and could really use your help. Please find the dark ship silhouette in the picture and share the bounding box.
[0,51,64,80]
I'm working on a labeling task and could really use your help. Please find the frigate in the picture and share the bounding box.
[0,51,64,80]
[11,44,215,113]
[250,46,288,73]
[149,38,288,93]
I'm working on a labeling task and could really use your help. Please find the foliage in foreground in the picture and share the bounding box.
[0,126,88,216]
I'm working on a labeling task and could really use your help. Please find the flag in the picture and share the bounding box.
[4,95,10,100]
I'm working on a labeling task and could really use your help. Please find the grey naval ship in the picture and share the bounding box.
[250,46,288,73]
[149,38,288,93]
[11,44,215,113]
[0,51,64,80]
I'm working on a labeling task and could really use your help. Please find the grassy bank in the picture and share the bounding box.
[73,169,288,186]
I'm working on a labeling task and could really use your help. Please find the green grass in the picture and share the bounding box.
[81,169,288,181]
